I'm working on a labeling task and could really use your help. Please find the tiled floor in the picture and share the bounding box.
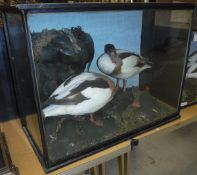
[106,121,197,175]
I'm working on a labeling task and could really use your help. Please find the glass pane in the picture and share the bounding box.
[181,13,197,106]
[145,10,193,108]
[5,13,43,154]
[0,21,18,121]
[27,9,192,164]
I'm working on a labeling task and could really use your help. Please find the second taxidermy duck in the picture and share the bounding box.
[97,44,152,91]
[42,72,116,126]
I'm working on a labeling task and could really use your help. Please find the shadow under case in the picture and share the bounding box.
[2,3,194,172]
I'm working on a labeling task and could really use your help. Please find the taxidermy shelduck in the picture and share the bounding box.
[186,51,197,79]
[97,44,152,91]
[42,72,116,126]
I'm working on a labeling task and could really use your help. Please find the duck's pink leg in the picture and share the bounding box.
[123,79,127,92]
[90,114,103,127]
[116,78,120,88]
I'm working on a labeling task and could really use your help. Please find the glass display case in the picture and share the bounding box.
[2,3,194,172]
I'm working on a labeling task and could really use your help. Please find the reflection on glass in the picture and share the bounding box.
[5,13,43,154]
[181,27,197,106]
[27,9,192,164]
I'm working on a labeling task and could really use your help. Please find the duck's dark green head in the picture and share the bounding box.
[104,44,118,63]
[104,44,116,54]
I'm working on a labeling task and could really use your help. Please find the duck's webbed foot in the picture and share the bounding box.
[131,99,141,108]
[90,114,103,127]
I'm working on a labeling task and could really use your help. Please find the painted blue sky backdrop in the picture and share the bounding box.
[27,11,142,87]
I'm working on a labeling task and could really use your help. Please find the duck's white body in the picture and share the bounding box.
[97,49,151,80]
[43,72,115,117]
[186,52,197,79]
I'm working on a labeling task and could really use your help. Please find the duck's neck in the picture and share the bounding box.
[108,51,117,63]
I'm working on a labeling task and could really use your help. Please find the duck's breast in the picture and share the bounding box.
[98,54,116,74]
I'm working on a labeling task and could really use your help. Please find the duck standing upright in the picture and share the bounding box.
[97,44,152,91]
[42,72,116,126]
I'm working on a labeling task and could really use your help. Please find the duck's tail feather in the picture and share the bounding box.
[42,104,68,118]
[139,56,153,66]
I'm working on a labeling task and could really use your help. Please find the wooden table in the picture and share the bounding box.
[0,105,196,175]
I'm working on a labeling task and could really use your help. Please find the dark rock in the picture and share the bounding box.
[31,27,94,102]
[44,87,176,163]
[96,88,134,120]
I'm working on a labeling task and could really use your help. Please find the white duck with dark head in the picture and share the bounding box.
[97,44,152,91]
[42,72,116,126]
